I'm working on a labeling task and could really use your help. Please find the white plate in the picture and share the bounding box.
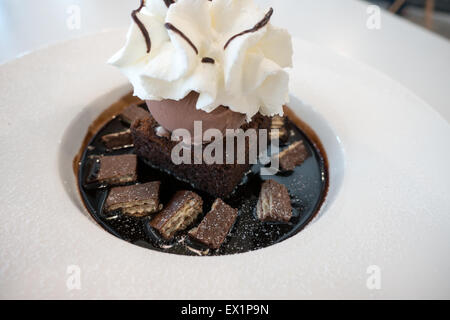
[0,31,449,299]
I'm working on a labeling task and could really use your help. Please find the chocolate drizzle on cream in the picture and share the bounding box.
[163,0,175,7]
[132,0,151,53]
[165,23,199,55]
[201,57,215,64]
[224,7,273,50]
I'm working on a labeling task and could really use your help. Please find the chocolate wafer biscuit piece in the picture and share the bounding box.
[270,115,289,144]
[270,128,289,144]
[276,140,309,171]
[271,115,285,128]
[105,182,161,217]
[257,180,292,223]
[188,199,238,249]
[120,104,150,125]
[150,191,203,239]
[101,129,133,151]
[85,154,137,188]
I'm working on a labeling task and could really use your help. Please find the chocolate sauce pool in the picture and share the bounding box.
[77,103,328,256]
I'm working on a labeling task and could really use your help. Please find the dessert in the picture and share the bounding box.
[77,94,328,255]
[101,129,133,151]
[150,190,203,239]
[276,140,309,171]
[131,113,270,198]
[188,198,238,249]
[257,179,292,223]
[84,154,137,188]
[108,0,292,137]
[105,181,162,217]
[107,0,292,195]
[75,0,329,256]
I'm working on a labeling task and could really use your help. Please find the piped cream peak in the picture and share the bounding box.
[108,0,293,120]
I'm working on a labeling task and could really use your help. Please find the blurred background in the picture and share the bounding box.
[368,0,450,38]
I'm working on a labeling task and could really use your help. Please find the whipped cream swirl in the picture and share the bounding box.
[108,0,293,120]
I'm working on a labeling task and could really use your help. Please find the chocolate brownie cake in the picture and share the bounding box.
[131,113,270,198]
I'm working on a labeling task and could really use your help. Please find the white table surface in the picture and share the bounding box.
[1,0,449,122]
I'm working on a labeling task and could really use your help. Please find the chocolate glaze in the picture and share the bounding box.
[165,23,199,55]
[201,57,215,64]
[132,0,151,53]
[282,106,330,213]
[75,93,329,256]
[224,7,274,50]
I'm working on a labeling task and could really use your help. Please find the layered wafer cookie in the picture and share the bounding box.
[189,199,238,249]
[84,154,137,188]
[101,129,133,151]
[257,179,292,223]
[150,191,203,239]
[105,182,162,217]
[276,140,309,171]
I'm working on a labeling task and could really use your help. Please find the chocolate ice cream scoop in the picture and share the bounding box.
[146,91,246,143]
